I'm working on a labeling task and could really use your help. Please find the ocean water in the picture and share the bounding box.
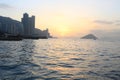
[0,39,120,80]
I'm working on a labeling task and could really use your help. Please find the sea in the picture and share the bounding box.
[0,38,120,80]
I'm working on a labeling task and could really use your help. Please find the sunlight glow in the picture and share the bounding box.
[0,0,120,38]
[58,26,70,37]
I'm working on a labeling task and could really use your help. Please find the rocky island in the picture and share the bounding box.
[81,34,98,40]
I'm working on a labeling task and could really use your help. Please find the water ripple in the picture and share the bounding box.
[0,39,120,80]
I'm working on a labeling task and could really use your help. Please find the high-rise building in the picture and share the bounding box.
[21,13,35,37]
[21,13,29,36]
[0,16,24,36]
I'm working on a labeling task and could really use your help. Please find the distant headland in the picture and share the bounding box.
[0,13,52,41]
[81,34,98,40]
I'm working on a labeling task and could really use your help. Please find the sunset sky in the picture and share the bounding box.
[0,0,120,38]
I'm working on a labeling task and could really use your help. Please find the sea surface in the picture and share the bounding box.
[0,38,120,80]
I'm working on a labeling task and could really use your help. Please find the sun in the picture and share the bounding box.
[58,26,70,37]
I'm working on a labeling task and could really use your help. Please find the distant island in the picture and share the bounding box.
[81,34,98,40]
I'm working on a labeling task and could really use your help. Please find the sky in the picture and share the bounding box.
[0,0,120,38]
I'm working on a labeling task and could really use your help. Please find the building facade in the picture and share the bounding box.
[0,16,24,36]
[21,13,35,37]
[0,13,51,38]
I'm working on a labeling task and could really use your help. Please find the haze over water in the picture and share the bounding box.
[0,38,120,80]
[0,0,120,80]
[1,0,120,38]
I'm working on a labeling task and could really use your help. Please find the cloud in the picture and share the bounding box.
[0,3,13,9]
[91,29,120,40]
[94,20,114,24]
[115,20,120,26]
[115,23,120,26]
[115,20,120,23]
